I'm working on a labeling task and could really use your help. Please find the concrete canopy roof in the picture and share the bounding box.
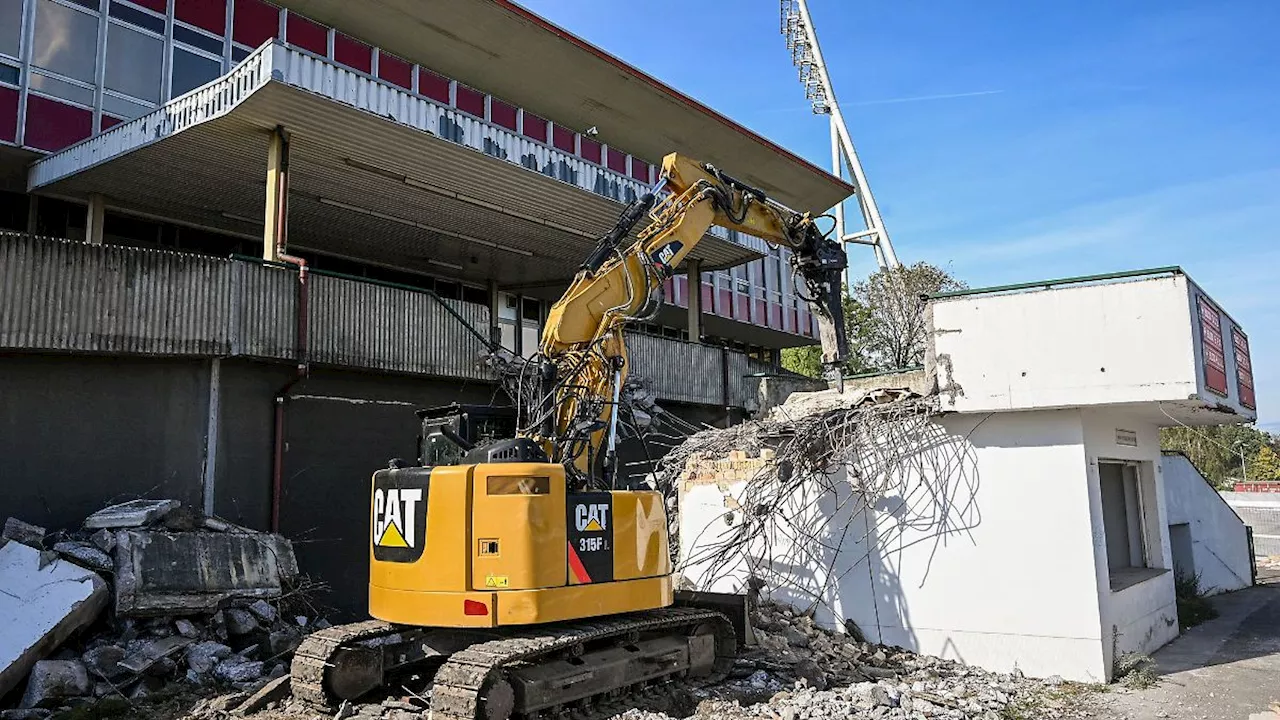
[29,43,761,288]
[274,0,855,215]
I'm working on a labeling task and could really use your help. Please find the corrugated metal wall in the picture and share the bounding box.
[0,235,778,406]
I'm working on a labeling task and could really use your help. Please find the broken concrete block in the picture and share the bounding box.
[118,636,192,675]
[224,608,259,636]
[186,642,232,675]
[89,529,116,555]
[0,542,109,698]
[51,542,113,573]
[235,675,290,715]
[247,599,278,624]
[20,661,91,709]
[113,530,298,617]
[83,499,180,530]
[0,709,52,720]
[267,630,302,657]
[3,518,46,548]
[81,646,127,681]
[174,619,201,639]
[214,658,264,684]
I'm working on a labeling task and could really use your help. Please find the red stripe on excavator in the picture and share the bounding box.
[567,541,592,584]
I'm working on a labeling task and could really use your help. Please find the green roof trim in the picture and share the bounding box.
[929,266,1183,300]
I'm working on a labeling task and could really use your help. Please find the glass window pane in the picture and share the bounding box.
[0,0,22,58]
[0,62,18,85]
[33,0,100,83]
[102,90,151,119]
[108,1,163,33]
[105,22,163,102]
[174,24,224,55]
[30,71,94,105]
[171,47,221,97]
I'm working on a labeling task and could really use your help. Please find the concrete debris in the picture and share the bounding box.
[0,501,329,719]
[89,529,116,555]
[248,599,279,624]
[235,675,290,715]
[0,541,109,698]
[186,642,233,675]
[19,661,91,709]
[114,529,299,617]
[118,636,192,674]
[2,518,47,548]
[213,659,264,684]
[83,499,180,529]
[51,541,114,573]
[600,600,1092,720]
[80,645,127,681]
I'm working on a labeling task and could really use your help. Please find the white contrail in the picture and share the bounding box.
[849,89,1005,107]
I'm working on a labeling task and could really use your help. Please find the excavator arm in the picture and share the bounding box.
[528,152,849,481]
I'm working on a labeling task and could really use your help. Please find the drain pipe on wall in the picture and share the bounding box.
[268,126,309,534]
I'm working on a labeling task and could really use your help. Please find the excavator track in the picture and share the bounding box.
[290,608,735,720]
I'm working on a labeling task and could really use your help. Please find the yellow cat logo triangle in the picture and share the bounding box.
[583,518,604,532]
[377,521,409,548]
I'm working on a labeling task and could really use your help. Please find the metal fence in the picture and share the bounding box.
[0,234,780,406]
[1222,492,1280,557]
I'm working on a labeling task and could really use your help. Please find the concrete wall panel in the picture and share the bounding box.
[1163,452,1252,594]
[0,353,208,529]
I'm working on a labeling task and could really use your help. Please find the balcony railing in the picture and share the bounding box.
[0,234,777,407]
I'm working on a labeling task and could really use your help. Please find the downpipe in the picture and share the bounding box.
[270,128,309,533]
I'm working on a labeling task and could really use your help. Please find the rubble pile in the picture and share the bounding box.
[0,500,327,719]
[608,600,1092,720]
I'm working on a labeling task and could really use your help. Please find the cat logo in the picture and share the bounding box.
[575,503,609,533]
[373,488,422,548]
[649,241,683,271]
[657,245,675,264]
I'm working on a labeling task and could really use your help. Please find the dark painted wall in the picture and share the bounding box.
[270,368,498,618]
[0,353,208,529]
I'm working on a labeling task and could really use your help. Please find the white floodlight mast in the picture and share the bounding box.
[780,0,900,269]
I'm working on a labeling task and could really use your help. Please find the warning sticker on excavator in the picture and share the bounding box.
[484,575,510,588]
[372,468,430,563]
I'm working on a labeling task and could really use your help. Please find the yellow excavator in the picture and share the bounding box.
[290,153,850,720]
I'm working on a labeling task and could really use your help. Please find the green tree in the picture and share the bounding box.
[1248,446,1280,483]
[781,294,874,378]
[1161,424,1273,488]
[853,262,966,370]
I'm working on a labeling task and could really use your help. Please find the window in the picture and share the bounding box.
[171,47,221,97]
[102,91,151,119]
[0,62,17,86]
[109,1,164,33]
[1099,462,1162,590]
[33,0,100,84]
[174,24,224,55]
[29,71,94,105]
[1,0,25,58]
[106,22,164,103]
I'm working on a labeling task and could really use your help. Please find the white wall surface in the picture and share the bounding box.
[1080,409,1179,671]
[1163,453,1253,593]
[679,408,1113,682]
[930,275,1256,422]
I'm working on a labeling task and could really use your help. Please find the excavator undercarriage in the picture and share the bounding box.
[291,608,735,719]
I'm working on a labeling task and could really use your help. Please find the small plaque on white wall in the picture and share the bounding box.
[1115,429,1138,447]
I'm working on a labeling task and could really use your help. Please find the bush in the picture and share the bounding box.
[1175,572,1219,629]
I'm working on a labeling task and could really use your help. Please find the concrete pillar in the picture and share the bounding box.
[85,193,106,245]
[25,195,38,235]
[686,259,703,342]
[263,126,289,262]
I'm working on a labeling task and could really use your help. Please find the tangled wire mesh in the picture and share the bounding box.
[661,391,984,623]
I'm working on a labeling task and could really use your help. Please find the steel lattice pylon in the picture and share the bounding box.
[780,0,899,269]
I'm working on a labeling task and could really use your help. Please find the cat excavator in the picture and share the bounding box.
[290,153,851,720]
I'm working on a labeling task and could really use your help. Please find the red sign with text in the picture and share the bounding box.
[1198,295,1228,397]
[1233,327,1256,410]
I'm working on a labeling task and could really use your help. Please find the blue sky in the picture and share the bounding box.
[519,0,1280,429]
